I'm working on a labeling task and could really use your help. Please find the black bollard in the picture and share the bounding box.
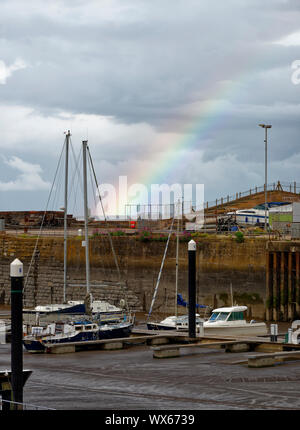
[188,240,196,339]
[10,258,24,410]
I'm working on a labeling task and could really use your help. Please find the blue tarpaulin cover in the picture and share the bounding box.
[177,293,207,308]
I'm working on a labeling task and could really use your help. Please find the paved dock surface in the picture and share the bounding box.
[1,342,300,410]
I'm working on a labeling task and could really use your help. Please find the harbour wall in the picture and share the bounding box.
[0,234,268,319]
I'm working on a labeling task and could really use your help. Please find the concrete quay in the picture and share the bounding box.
[30,327,300,362]
[2,339,300,409]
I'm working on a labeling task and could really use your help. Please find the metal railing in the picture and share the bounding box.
[125,201,204,221]
[125,181,300,219]
[0,399,56,410]
[205,181,300,210]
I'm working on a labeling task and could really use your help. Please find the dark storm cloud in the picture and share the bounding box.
[1,0,300,210]
[0,0,299,124]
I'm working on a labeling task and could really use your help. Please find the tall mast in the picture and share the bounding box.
[175,200,180,325]
[82,140,90,294]
[63,130,70,303]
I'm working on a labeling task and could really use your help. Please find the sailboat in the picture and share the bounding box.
[147,294,208,330]
[23,140,133,352]
[23,317,133,353]
[147,202,210,331]
[23,134,127,323]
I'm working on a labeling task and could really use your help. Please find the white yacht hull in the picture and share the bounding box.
[203,323,267,336]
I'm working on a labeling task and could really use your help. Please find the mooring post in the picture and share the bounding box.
[188,240,196,339]
[10,258,24,410]
[270,324,274,342]
[270,323,278,342]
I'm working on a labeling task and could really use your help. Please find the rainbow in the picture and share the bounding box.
[127,79,237,204]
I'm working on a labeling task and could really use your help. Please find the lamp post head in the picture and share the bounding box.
[259,124,272,128]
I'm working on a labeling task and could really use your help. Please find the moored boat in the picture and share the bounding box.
[23,318,133,353]
[147,313,204,331]
[203,305,267,336]
[23,299,123,321]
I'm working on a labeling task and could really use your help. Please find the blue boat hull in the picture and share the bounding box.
[23,304,85,316]
[23,323,133,353]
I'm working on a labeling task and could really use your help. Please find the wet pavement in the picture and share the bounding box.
[1,341,300,410]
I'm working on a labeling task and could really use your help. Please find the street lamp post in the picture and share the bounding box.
[259,124,272,232]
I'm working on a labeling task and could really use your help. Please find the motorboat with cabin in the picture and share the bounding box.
[203,305,267,336]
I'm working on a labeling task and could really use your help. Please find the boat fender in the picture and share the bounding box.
[119,299,126,308]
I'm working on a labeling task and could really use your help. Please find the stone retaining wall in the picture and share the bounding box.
[0,234,267,319]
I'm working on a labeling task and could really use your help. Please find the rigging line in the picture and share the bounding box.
[71,163,81,219]
[23,138,66,297]
[86,146,120,274]
[88,152,107,276]
[87,153,98,216]
[86,155,109,280]
[50,145,65,218]
[53,162,64,213]
[69,142,83,216]
[147,215,176,321]
[87,145,129,311]
[87,152,109,281]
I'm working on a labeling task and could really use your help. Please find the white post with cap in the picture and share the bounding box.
[10,258,24,409]
[188,240,196,338]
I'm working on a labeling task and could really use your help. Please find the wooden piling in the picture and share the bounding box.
[284,252,289,321]
[296,252,300,317]
[266,251,272,321]
[272,252,279,321]
[267,247,300,322]
[288,252,293,320]
[280,252,285,320]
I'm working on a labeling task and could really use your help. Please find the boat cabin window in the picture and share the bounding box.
[85,325,92,330]
[227,312,244,321]
[217,312,228,321]
[209,312,219,321]
[209,312,228,321]
[75,326,82,331]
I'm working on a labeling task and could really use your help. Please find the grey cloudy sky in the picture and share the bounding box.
[0,0,300,215]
